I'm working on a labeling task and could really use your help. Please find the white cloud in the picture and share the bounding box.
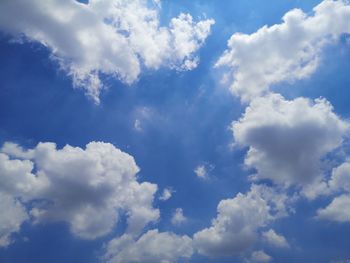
[262,229,290,249]
[0,151,47,199]
[0,193,28,247]
[0,0,214,103]
[314,160,350,220]
[317,194,350,222]
[1,142,34,159]
[171,208,187,226]
[193,184,290,257]
[159,187,174,201]
[194,165,207,179]
[0,141,159,240]
[232,94,348,189]
[246,250,272,263]
[103,229,193,263]
[194,163,214,180]
[216,0,350,102]
[329,159,350,192]
[134,119,142,132]
[133,106,153,132]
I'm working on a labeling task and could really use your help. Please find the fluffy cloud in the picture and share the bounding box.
[246,250,272,263]
[216,0,350,102]
[262,229,290,249]
[315,161,350,222]
[103,229,193,263]
[171,208,187,226]
[0,193,28,247]
[317,194,350,222]
[329,160,350,192]
[0,151,46,199]
[0,141,159,240]
[194,163,214,180]
[193,184,290,257]
[0,0,214,103]
[232,94,348,189]
[194,165,207,179]
[194,165,208,179]
[159,187,174,201]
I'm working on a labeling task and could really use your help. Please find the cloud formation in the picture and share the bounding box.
[194,163,214,180]
[159,187,174,201]
[0,141,159,242]
[262,229,290,249]
[317,194,350,222]
[103,229,193,263]
[0,193,28,247]
[193,184,290,257]
[171,208,187,226]
[0,0,214,103]
[194,165,207,179]
[211,0,350,258]
[216,0,350,102]
[246,250,272,263]
[329,159,350,193]
[232,94,348,190]
[315,160,350,222]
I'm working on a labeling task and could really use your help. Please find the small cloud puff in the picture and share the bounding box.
[171,208,187,226]
[194,162,214,180]
[159,187,174,201]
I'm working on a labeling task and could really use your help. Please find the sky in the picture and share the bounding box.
[0,0,350,262]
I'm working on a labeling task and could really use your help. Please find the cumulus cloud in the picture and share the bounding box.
[317,194,350,222]
[0,141,159,240]
[262,229,290,249]
[159,187,174,201]
[194,165,207,179]
[329,159,350,192]
[103,229,193,263]
[0,193,28,247]
[194,163,214,180]
[0,150,46,199]
[216,0,350,102]
[232,94,348,189]
[171,208,187,226]
[0,0,214,103]
[193,184,290,257]
[245,250,272,263]
[314,160,350,222]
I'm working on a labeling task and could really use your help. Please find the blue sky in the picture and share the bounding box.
[1,0,350,262]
